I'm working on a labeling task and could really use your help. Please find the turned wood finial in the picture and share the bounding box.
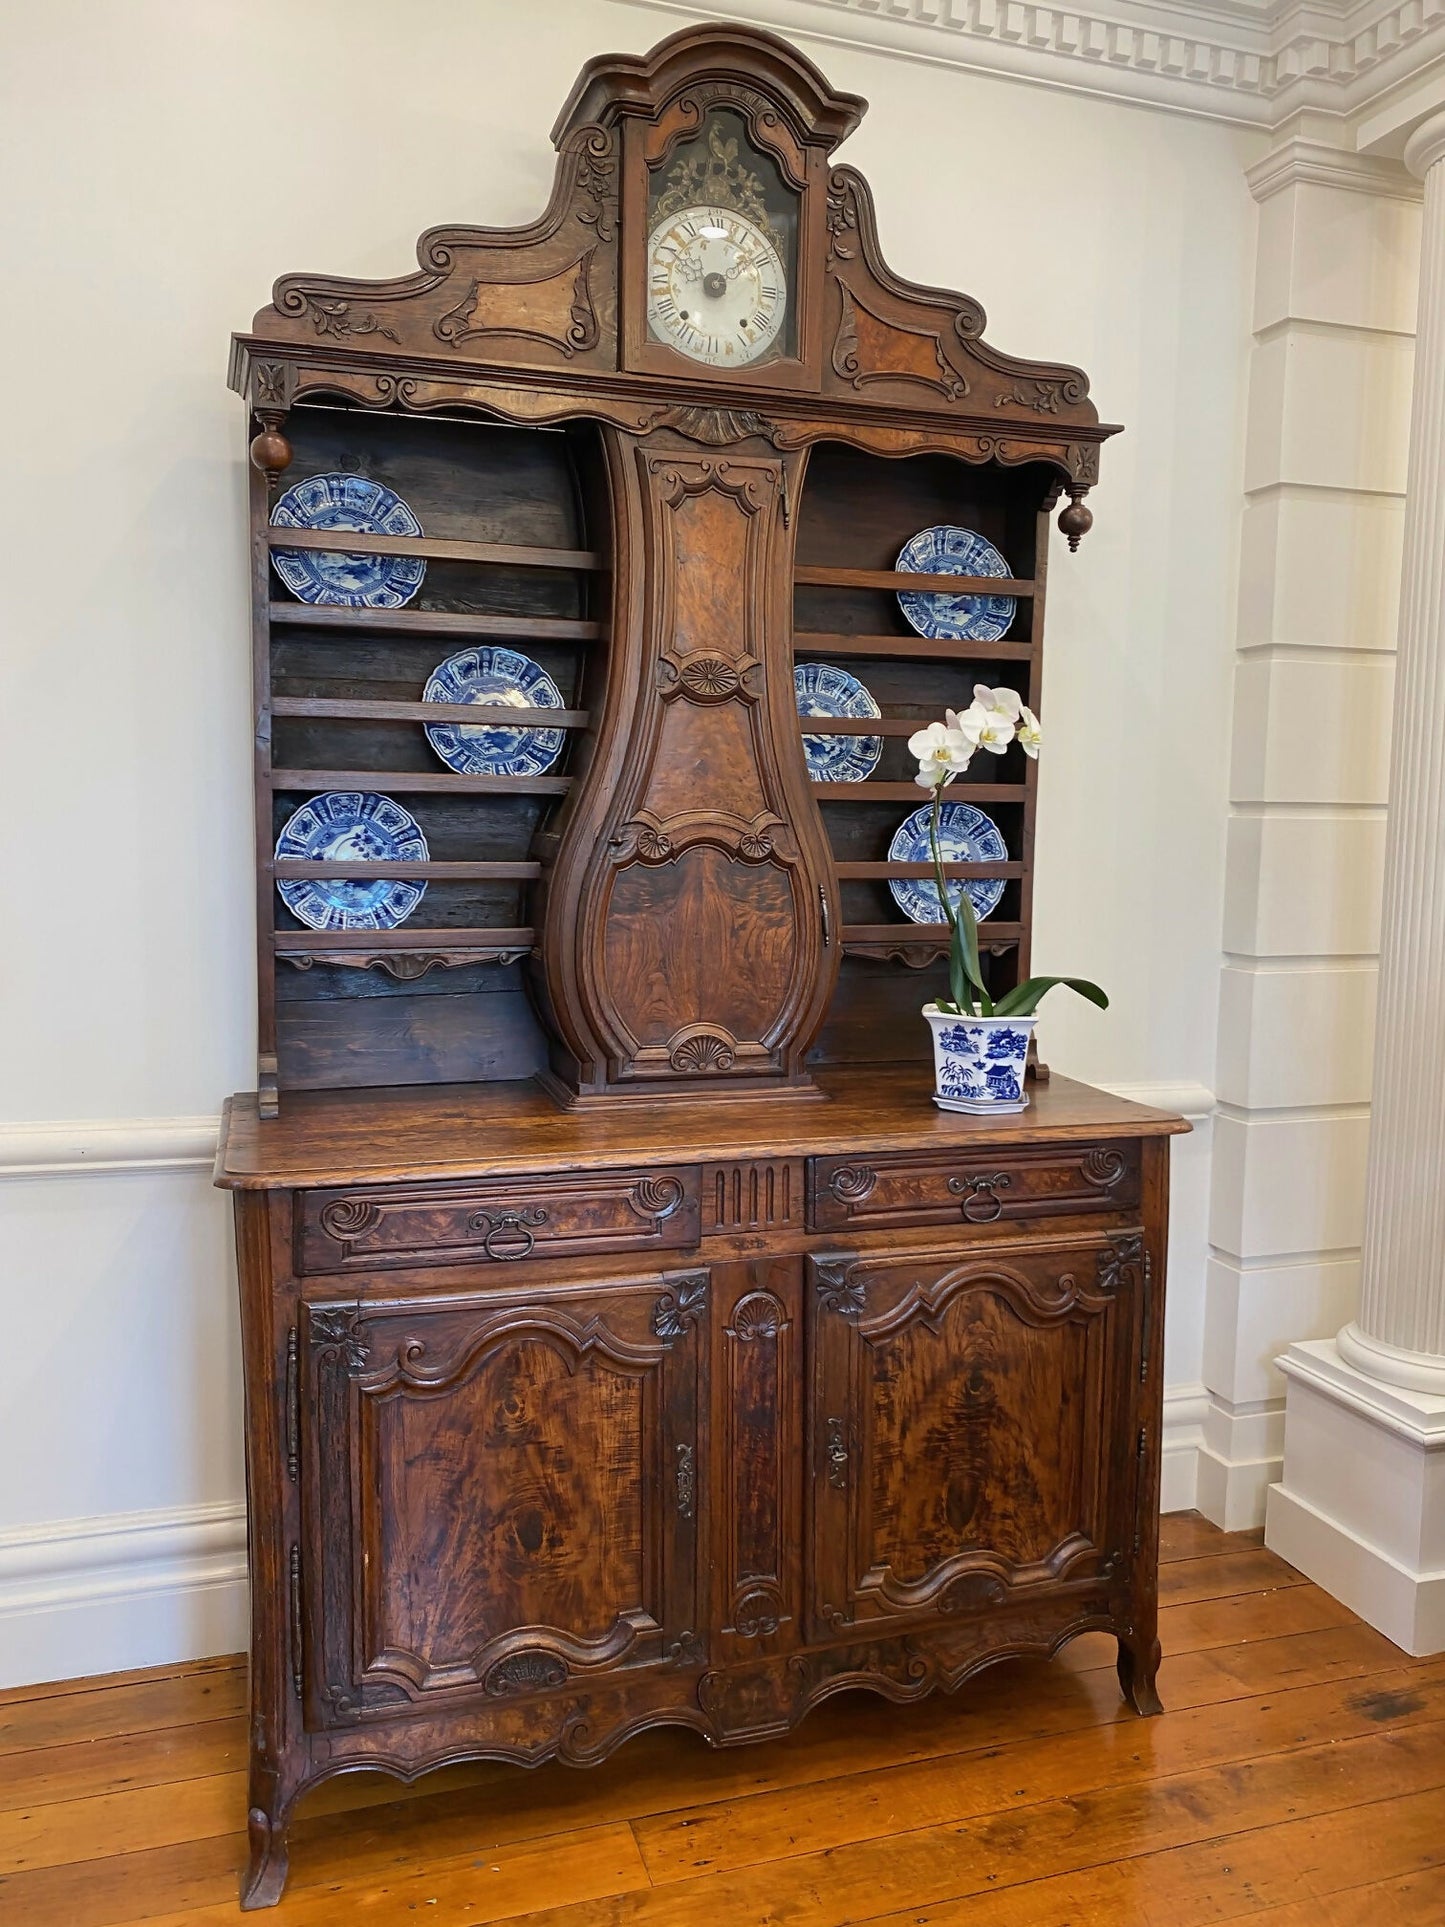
[249,416,293,489]
[1058,487,1093,552]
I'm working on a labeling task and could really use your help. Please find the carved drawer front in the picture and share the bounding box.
[806,1236,1144,1642]
[808,1141,1139,1233]
[297,1166,700,1273]
[298,1269,707,1727]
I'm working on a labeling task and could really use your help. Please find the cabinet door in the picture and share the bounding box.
[299,1267,706,1724]
[807,1237,1138,1638]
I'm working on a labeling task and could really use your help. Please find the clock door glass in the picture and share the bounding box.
[646,110,798,367]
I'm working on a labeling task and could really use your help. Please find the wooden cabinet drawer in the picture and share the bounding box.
[297,1166,700,1273]
[808,1141,1139,1233]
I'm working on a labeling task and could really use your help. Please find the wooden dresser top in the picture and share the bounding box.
[215,1067,1189,1191]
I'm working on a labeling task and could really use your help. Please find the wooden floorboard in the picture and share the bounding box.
[0,1514,1439,1926]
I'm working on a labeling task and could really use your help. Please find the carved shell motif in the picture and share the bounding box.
[670,1031,736,1073]
[484,1651,569,1698]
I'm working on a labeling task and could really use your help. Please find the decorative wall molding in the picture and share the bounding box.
[1247,135,1424,200]
[1161,1380,1210,1510]
[625,0,1445,130]
[0,1116,218,1178]
[0,1501,248,1690]
[1099,1078,1217,1117]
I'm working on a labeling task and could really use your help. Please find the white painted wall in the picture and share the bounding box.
[0,0,1257,1683]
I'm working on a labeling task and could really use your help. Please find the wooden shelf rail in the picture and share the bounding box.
[271,698,587,727]
[793,632,1033,662]
[271,860,541,880]
[269,604,603,641]
[812,781,1025,802]
[834,862,1023,880]
[269,769,572,796]
[272,927,533,953]
[268,528,603,570]
[795,566,1035,595]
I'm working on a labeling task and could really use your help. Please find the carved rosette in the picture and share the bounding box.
[308,1305,370,1373]
[814,1261,865,1319]
[651,1273,708,1346]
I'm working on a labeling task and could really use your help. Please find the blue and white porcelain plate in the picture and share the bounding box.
[423,647,566,778]
[888,801,1008,924]
[270,473,426,608]
[275,792,428,933]
[896,525,1015,642]
[794,662,882,783]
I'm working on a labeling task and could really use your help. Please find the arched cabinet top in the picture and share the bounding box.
[231,22,1117,484]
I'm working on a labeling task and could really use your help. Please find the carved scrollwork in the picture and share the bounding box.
[675,1442,696,1519]
[734,1584,785,1640]
[828,1164,877,1205]
[993,373,1087,413]
[573,123,617,244]
[318,1199,381,1242]
[291,294,399,344]
[652,1273,708,1346]
[1082,1148,1127,1188]
[610,818,673,863]
[483,1651,569,1698]
[669,1029,736,1073]
[666,1628,706,1668]
[814,1261,864,1320]
[737,828,774,861]
[631,1174,686,1221]
[831,280,968,399]
[309,1305,369,1373]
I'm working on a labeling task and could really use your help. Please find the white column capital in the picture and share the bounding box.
[1404,109,1445,182]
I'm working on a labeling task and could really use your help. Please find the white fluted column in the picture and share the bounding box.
[1267,111,1445,1656]
[1337,109,1445,1398]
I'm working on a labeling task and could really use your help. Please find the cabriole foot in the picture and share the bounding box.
[1116,1634,1163,1717]
[241,1803,290,1910]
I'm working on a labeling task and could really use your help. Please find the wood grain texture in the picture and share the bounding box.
[5,1529,1445,1926]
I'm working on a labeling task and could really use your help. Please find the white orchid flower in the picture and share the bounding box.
[973,684,1023,722]
[1016,704,1042,758]
[909,718,976,789]
[960,700,1014,755]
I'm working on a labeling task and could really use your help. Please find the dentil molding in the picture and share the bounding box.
[619,0,1445,129]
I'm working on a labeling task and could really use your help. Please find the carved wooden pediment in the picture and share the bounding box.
[233,23,1113,464]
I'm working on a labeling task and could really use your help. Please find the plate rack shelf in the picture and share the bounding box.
[789,442,1052,1066]
[253,409,609,1107]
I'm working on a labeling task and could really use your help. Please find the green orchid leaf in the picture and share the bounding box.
[994,976,1109,1018]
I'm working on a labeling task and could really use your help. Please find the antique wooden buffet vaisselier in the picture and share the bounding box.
[217,22,1188,1908]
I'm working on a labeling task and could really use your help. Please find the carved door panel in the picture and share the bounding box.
[806,1236,1142,1639]
[709,1258,803,1662]
[538,432,838,1097]
[299,1267,706,1726]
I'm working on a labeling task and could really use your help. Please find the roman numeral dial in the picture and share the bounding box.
[645,206,787,368]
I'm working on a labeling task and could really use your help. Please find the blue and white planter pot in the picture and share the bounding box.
[923,1006,1035,1115]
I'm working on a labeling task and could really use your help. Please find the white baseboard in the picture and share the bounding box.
[0,1502,248,1689]
[1194,1392,1286,1531]
[1160,1381,1208,1513]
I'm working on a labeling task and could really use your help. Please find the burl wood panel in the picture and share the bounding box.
[808,1142,1141,1233]
[807,1241,1125,1638]
[542,437,838,1095]
[302,1272,704,1722]
[296,1165,700,1272]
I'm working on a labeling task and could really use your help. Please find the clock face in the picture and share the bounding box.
[646,205,787,368]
